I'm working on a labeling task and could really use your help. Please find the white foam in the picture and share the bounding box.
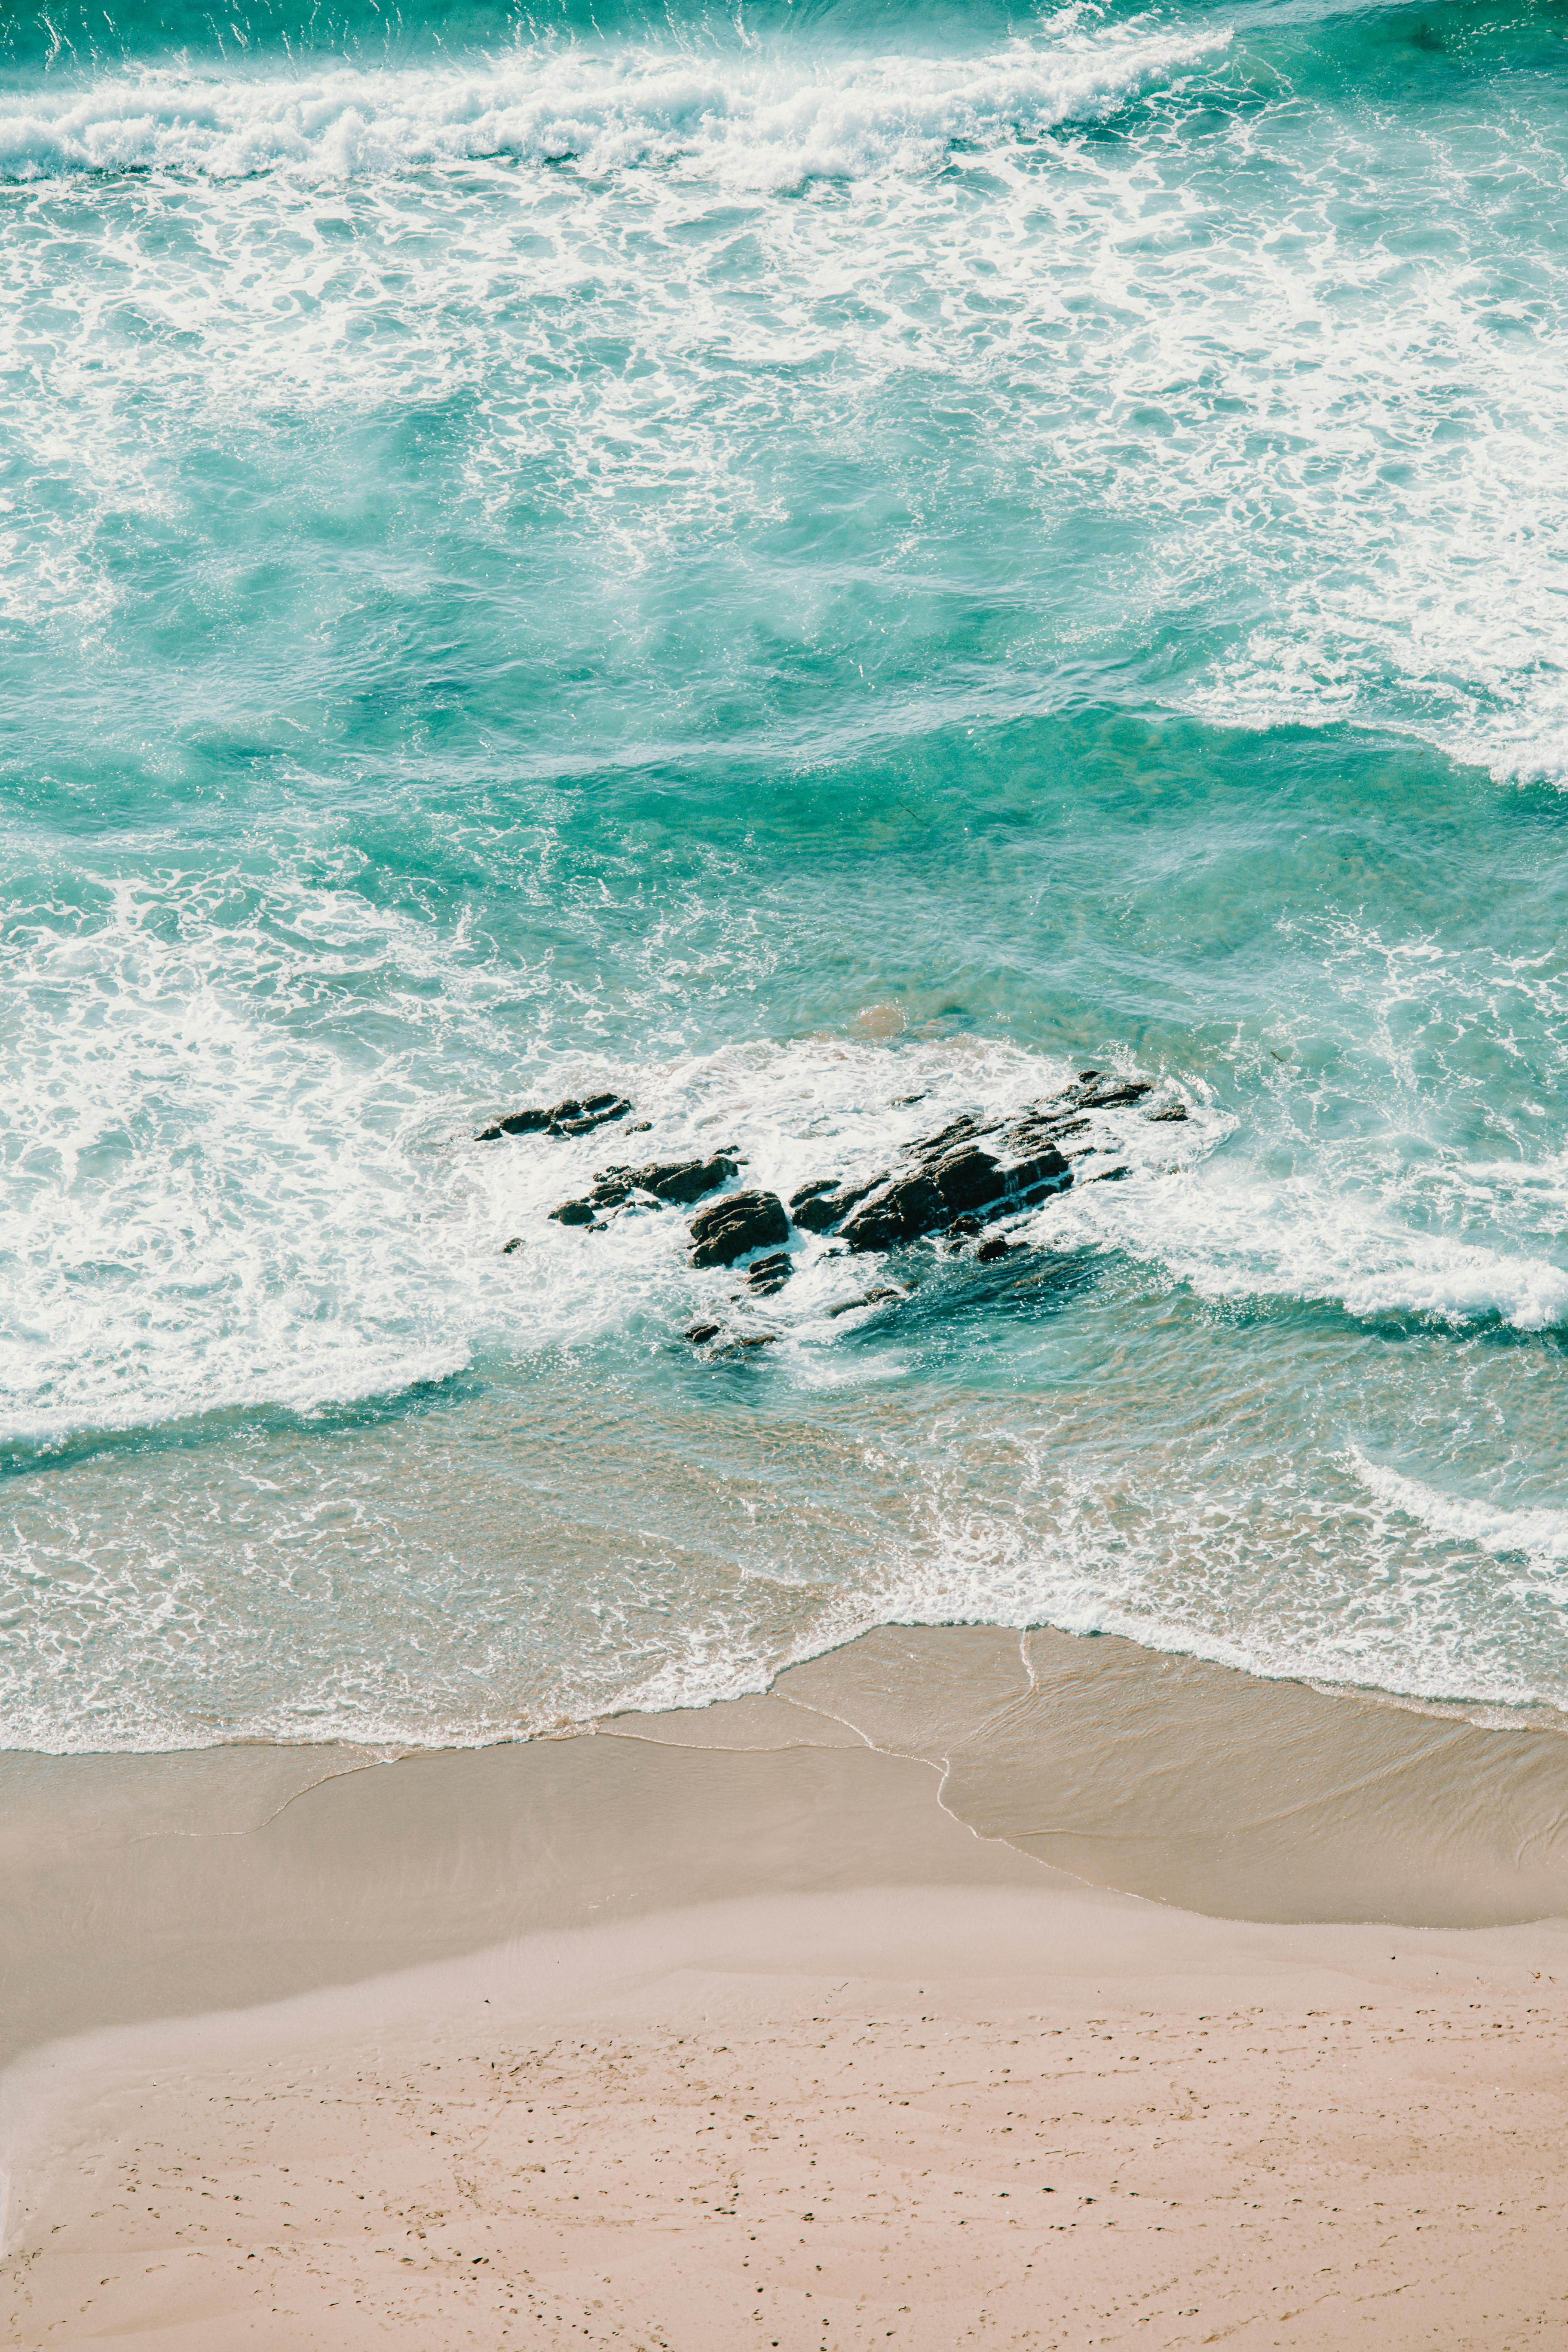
[4,12,1566,779]
[1350,1452,1568,1571]
[1060,1165,1568,1332]
[0,867,1201,1453]
[0,21,1225,190]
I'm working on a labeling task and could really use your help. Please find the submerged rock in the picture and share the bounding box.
[825,1285,903,1318]
[592,1154,738,1210]
[476,1092,632,1143]
[838,1139,1071,1252]
[781,1073,1162,1255]
[550,1199,597,1226]
[689,1189,789,1269]
[745,1250,793,1296]
[1071,1077,1152,1111]
[552,1153,738,1228]
[789,1176,878,1232]
[683,1320,779,1354]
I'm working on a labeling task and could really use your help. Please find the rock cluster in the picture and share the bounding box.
[785,1076,1152,1254]
[550,1154,738,1227]
[689,1189,790,1269]
[476,1092,631,1142]
[506,1068,1170,1347]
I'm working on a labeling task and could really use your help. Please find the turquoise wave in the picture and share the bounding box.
[3,0,1567,1748]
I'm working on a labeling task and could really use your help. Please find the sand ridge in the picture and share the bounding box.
[5,1886,1568,2350]
[6,1626,1568,2348]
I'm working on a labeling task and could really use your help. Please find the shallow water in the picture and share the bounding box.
[3,0,1568,1750]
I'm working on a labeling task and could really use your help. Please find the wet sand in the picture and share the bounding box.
[4,1626,1568,2347]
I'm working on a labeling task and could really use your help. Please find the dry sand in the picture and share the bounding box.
[4,1626,1568,2349]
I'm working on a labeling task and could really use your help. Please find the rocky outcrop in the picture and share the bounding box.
[839,1138,1071,1251]
[778,1075,1169,1259]
[477,1092,632,1142]
[789,1176,879,1233]
[671,1068,1173,1348]
[551,1153,738,1227]
[689,1190,789,1269]
[744,1250,793,1297]
[790,1112,1075,1255]
[779,1073,1162,1256]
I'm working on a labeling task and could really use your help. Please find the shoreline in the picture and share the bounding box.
[5,1622,1568,2345]
[6,1621,1568,2068]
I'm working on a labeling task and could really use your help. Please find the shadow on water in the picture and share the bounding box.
[0,1365,487,1487]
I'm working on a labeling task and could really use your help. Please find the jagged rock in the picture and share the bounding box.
[1147,1102,1188,1122]
[476,1092,631,1143]
[553,1154,738,1228]
[975,1235,1016,1263]
[550,1199,597,1226]
[745,1250,793,1296]
[690,1190,789,1269]
[826,1286,903,1318]
[684,1322,779,1353]
[789,1177,878,1232]
[1072,1078,1152,1111]
[784,1072,1161,1253]
[839,1140,1070,1252]
[591,1155,738,1211]
[502,1236,524,1254]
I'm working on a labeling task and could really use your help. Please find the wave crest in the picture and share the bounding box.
[0,22,1227,187]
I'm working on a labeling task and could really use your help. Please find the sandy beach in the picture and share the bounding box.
[10,0,1568,2337]
[4,1626,1568,2348]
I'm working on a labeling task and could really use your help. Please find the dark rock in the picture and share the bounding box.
[975,1235,1014,1263]
[1146,1102,1188,1122]
[826,1286,902,1318]
[605,1154,738,1208]
[787,1092,1105,1249]
[839,1140,1070,1252]
[550,1199,597,1226]
[1001,1110,1087,1150]
[746,1251,793,1296]
[690,1190,789,1269]
[502,1236,524,1254]
[914,1113,986,1157]
[684,1321,721,1345]
[475,1093,631,1143]
[1072,1078,1152,1110]
[789,1177,878,1233]
[554,1091,634,1134]
[789,1178,841,1214]
[564,1154,738,1223]
[476,1108,554,1140]
[1081,1164,1131,1184]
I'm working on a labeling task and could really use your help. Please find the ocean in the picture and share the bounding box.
[3,0,1567,1756]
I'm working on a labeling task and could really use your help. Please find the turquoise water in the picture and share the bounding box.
[4,0,1568,1751]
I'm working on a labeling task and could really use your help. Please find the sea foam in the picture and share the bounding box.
[0,23,1225,188]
